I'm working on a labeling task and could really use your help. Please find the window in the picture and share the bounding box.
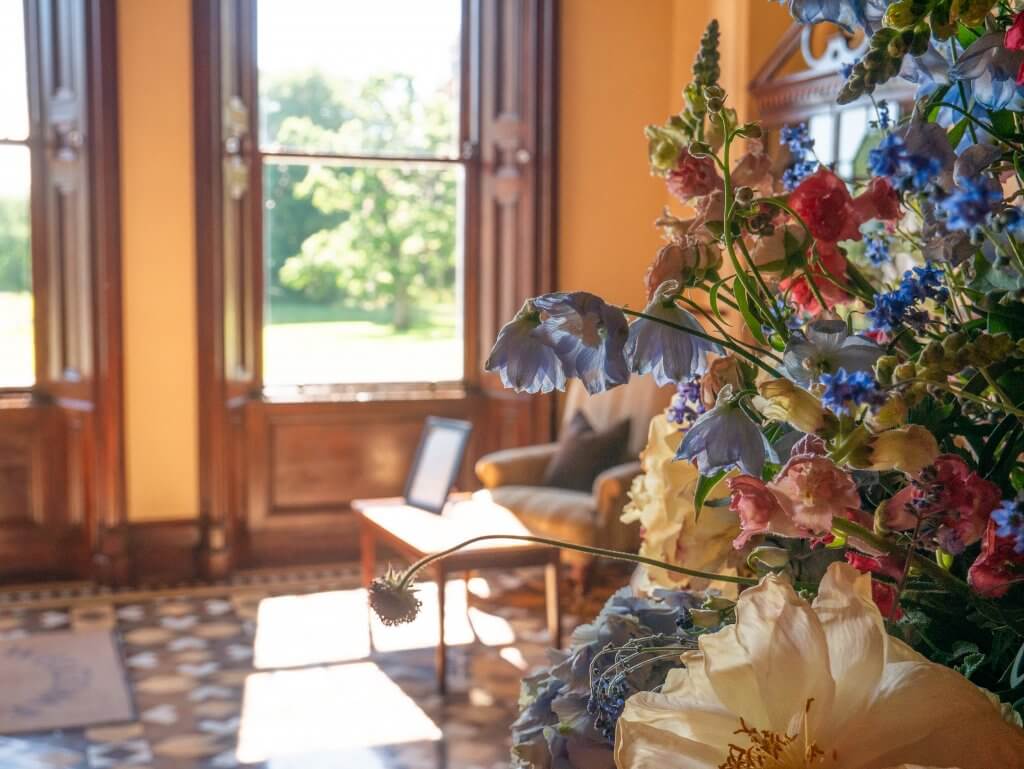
[257,0,465,386]
[0,0,33,388]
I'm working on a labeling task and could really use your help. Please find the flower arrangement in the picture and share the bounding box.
[370,1,1024,766]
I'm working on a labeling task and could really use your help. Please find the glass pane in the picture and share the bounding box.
[257,0,461,157]
[262,160,464,386]
[0,0,29,141]
[808,113,836,168]
[0,145,34,387]
[837,107,868,179]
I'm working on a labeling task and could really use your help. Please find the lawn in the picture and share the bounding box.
[0,292,34,387]
[0,292,462,387]
[263,299,462,385]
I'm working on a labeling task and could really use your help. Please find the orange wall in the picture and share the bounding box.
[118,0,199,521]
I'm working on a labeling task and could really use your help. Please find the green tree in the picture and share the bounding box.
[262,70,458,330]
[0,197,30,293]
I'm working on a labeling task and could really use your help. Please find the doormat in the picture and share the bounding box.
[0,630,133,734]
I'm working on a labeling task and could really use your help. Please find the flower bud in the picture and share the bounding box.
[853,425,940,475]
[892,362,917,383]
[706,96,724,113]
[874,355,899,386]
[756,378,836,436]
[867,395,908,432]
[747,545,790,570]
[689,608,721,628]
[735,186,754,206]
[739,122,762,139]
[701,356,744,409]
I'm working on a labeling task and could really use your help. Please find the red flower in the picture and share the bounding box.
[852,177,901,223]
[779,241,851,315]
[882,454,1001,553]
[968,519,1024,598]
[845,551,904,619]
[666,148,723,202]
[870,580,903,620]
[1005,12,1024,84]
[788,169,862,244]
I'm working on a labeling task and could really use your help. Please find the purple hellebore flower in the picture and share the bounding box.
[676,386,777,477]
[625,281,723,386]
[783,318,883,387]
[485,300,567,394]
[533,291,630,395]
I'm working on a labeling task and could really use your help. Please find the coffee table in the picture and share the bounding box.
[353,492,562,694]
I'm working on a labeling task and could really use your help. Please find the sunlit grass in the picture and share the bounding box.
[263,300,462,385]
[0,291,33,387]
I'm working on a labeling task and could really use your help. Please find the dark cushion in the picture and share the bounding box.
[542,411,630,492]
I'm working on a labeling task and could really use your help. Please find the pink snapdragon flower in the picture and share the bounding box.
[666,148,723,202]
[882,454,1001,553]
[728,455,860,548]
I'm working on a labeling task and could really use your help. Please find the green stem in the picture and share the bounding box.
[895,378,1024,421]
[830,517,970,595]
[395,533,759,589]
[621,306,784,378]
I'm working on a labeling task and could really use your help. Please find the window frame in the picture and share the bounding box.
[252,0,475,396]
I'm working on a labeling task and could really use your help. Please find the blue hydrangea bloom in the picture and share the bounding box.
[820,368,887,415]
[676,387,777,477]
[625,282,723,386]
[993,496,1024,554]
[937,177,1002,232]
[783,318,883,386]
[485,300,567,393]
[533,291,630,395]
[864,233,891,266]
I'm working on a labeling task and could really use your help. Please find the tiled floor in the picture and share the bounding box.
[0,566,583,769]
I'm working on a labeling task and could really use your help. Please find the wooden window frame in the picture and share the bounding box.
[0,0,126,583]
[194,0,557,575]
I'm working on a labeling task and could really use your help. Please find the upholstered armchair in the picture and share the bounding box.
[475,376,674,571]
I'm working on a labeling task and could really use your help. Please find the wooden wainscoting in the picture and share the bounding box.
[0,400,91,581]
[234,394,485,568]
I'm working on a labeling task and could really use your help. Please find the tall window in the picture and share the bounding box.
[0,0,33,388]
[257,0,464,387]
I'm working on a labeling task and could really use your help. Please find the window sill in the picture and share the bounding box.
[261,381,472,405]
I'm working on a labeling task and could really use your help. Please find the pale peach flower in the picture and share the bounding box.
[699,356,743,409]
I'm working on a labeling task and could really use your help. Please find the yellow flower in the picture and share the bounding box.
[755,378,835,436]
[616,563,1024,769]
[867,395,909,432]
[855,424,939,475]
[622,413,743,595]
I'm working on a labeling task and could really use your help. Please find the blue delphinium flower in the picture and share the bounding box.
[993,495,1024,554]
[780,122,819,192]
[937,177,1003,232]
[533,291,630,395]
[625,281,723,386]
[667,378,703,427]
[676,386,777,477]
[868,133,942,193]
[867,263,948,334]
[876,100,891,131]
[485,300,567,393]
[783,318,883,386]
[864,233,891,266]
[820,368,887,415]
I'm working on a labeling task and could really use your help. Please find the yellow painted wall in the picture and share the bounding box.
[118,0,199,520]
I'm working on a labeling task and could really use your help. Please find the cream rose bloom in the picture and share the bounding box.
[621,413,743,596]
[616,563,1024,769]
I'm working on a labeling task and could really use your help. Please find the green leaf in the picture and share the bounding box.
[733,277,768,345]
[947,117,969,150]
[990,109,1016,140]
[694,470,729,521]
[708,277,728,321]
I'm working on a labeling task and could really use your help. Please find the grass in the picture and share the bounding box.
[0,292,462,387]
[0,292,33,387]
[264,298,461,385]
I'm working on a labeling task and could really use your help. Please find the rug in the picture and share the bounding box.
[0,630,134,734]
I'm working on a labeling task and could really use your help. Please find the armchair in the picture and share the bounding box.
[475,376,673,571]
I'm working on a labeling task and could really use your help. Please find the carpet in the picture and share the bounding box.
[0,629,134,734]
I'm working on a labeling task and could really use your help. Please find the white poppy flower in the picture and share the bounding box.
[616,562,1024,769]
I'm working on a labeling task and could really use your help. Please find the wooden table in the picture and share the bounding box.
[354,492,562,694]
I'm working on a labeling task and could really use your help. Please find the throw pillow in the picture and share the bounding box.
[542,411,630,492]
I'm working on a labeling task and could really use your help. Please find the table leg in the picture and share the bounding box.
[360,519,375,589]
[436,563,448,695]
[545,552,562,649]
